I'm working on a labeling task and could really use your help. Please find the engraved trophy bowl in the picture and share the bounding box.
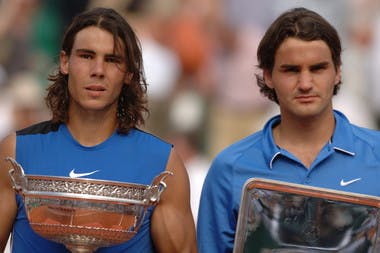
[234,178,380,253]
[6,157,172,253]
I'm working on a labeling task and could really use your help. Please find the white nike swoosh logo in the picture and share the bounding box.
[340,178,361,186]
[69,169,100,178]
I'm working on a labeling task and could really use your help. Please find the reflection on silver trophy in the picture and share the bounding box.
[234,178,380,253]
[6,157,172,253]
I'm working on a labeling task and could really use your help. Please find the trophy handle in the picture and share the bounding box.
[6,157,28,193]
[145,171,173,205]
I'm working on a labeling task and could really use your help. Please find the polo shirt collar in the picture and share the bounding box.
[330,110,356,156]
[262,110,356,169]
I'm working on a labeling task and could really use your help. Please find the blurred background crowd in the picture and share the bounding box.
[1,2,380,249]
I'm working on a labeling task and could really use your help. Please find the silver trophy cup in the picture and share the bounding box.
[234,178,380,253]
[6,157,172,253]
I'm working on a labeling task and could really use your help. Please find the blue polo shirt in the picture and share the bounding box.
[197,110,380,253]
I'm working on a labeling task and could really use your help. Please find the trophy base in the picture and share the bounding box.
[66,245,97,253]
[31,223,136,252]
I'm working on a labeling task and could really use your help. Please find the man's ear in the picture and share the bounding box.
[263,69,273,88]
[335,67,342,85]
[124,73,133,84]
[60,51,69,75]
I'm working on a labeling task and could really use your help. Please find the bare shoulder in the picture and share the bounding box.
[0,132,16,188]
[0,133,17,250]
[166,147,188,178]
[164,147,192,202]
[0,132,16,174]
[151,147,197,253]
[0,132,16,147]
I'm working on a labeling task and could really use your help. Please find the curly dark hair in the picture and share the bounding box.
[46,7,148,134]
[256,7,342,104]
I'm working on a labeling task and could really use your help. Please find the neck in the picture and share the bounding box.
[67,108,118,147]
[273,110,335,168]
[276,109,335,141]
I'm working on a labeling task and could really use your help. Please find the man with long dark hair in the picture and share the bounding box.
[0,7,197,252]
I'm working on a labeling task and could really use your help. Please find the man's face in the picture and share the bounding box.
[60,26,130,115]
[264,38,341,120]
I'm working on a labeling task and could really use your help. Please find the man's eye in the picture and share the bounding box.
[106,57,122,63]
[80,54,92,59]
[310,66,326,72]
[283,67,299,73]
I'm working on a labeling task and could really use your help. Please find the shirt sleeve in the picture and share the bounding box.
[197,155,236,253]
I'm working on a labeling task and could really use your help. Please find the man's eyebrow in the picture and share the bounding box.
[279,61,330,69]
[310,61,330,68]
[105,53,124,60]
[74,49,124,59]
[279,64,299,69]
[75,48,95,54]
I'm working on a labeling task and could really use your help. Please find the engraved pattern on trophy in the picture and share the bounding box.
[6,157,172,253]
[234,178,380,253]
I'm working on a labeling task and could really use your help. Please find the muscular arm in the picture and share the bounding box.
[0,133,17,251]
[151,147,198,253]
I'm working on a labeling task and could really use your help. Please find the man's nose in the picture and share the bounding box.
[297,71,313,90]
[91,59,105,77]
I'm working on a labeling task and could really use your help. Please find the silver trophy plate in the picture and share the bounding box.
[6,157,172,253]
[234,178,380,253]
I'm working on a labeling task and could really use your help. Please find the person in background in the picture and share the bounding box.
[0,7,197,253]
[7,71,49,131]
[168,88,211,224]
[197,7,380,252]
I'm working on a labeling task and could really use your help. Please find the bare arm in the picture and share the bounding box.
[0,133,17,251]
[151,147,198,253]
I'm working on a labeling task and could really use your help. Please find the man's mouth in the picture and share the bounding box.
[295,95,317,102]
[85,85,106,91]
